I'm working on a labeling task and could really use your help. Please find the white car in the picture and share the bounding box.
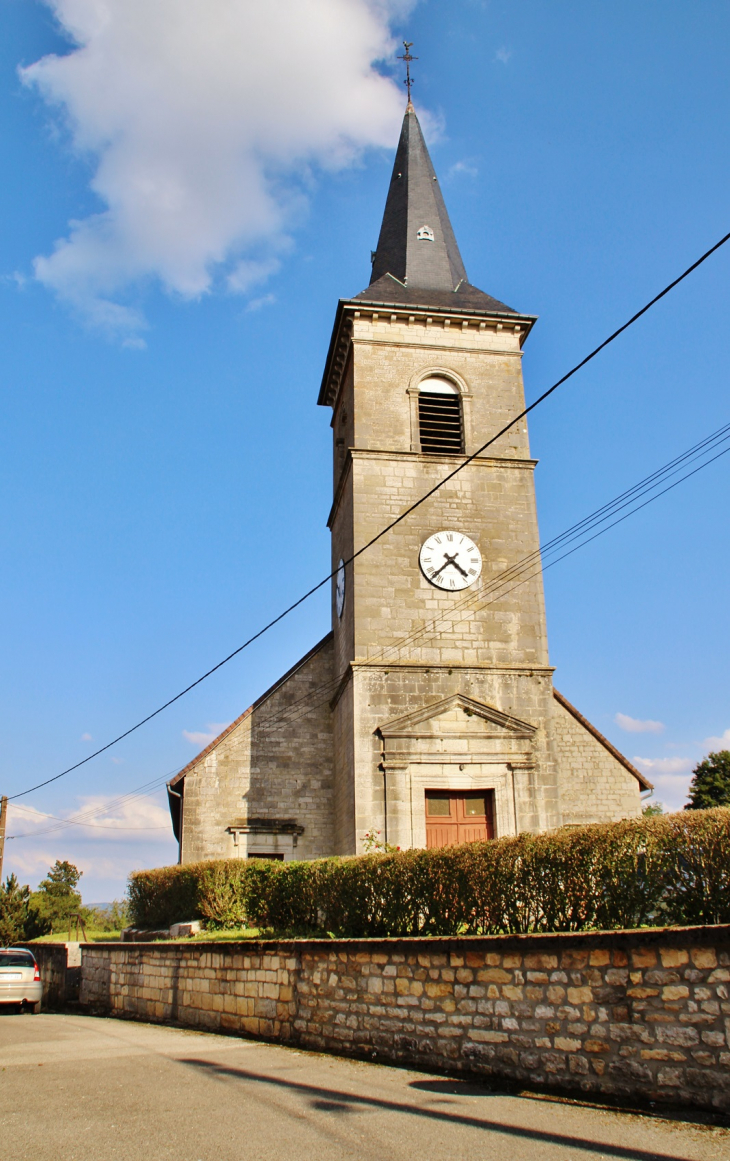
[0,948,42,1013]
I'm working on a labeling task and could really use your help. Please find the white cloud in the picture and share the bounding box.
[80,731,93,741]
[5,848,62,878]
[633,757,695,811]
[447,159,478,180]
[6,804,52,832]
[7,794,171,842]
[76,794,170,832]
[632,756,694,777]
[494,46,512,64]
[183,722,231,747]
[227,257,282,295]
[4,791,178,894]
[615,712,665,735]
[21,0,414,337]
[703,728,730,751]
[3,272,29,290]
[245,293,276,313]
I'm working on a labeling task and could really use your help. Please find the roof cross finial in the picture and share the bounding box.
[397,40,418,104]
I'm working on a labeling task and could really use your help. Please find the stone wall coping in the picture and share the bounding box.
[79,923,730,956]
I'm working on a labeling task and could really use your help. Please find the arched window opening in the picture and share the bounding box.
[418,377,463,454]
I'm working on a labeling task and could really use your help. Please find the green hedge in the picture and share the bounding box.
[127,808,730,936]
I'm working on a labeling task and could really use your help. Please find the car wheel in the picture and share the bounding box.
[28,1001,41,1014]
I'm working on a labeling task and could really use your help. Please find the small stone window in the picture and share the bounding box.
[418,377,464,454]
[417,224,435,241]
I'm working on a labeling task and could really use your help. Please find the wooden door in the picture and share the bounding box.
[425,790,495,848]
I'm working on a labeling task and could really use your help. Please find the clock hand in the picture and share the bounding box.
[442,552,468,578]
[432,552,468,579]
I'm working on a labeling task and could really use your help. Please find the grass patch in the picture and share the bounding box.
[181,926,261,942]
[30,926,261,945]
[29,930,124,944]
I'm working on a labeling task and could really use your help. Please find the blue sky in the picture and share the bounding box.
[2,0,729,901]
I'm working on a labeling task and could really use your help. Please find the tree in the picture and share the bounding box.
[0,874,31,946]
[642,800,665,817]
[85,899,130,932]
[685,750,730,810]
[107,899,130,931]
[27,859,83,935]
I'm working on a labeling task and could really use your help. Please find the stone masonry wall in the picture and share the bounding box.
[552,695,643,825]
[80,926,730,1113]
[81,943,297,1040]
[35,942,82,1009]
[179,634,335,864]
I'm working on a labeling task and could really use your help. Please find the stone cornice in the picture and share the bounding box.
[354,661,555,675]
[330,663,555,713]
[318,297,537,409]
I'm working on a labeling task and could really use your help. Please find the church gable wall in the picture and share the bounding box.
[552,695,642,825]
[180,636,335,864]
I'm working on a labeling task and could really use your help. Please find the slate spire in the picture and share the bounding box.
[358,103,517,314]
[369,103,467,292]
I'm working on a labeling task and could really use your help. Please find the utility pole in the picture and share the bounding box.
[0,796,7,884]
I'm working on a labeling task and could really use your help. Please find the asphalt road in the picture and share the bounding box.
[1,1011,728,1161]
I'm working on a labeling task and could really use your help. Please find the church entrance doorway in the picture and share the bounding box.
[425,789,495,848]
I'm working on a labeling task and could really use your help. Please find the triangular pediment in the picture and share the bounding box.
[378,694,536,740]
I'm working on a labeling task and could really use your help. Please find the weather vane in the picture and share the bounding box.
[397,41,418,102]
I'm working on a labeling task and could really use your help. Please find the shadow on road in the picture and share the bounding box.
[178,1056,700,1161]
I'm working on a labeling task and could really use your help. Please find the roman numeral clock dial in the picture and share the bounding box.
[419,531,482,591]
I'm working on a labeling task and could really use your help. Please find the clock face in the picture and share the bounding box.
[335,558,346,617]
[419,531,482,591]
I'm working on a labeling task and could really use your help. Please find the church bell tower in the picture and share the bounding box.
[168,93,648,866]
[319,101,563,854]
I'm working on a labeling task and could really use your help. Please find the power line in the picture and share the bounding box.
[13,412,730,825]
[89,414,730,786]
[6,770,180,840]
[216,416,730,741]
[8,229,730,803]
[8,807,170,837]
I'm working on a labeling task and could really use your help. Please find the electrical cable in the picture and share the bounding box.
[176,416,730,746]
[12,414,730,828]
[7,229,730,802]
[251,416,730,732]
[28,412,730,812]
[8,813,170,836]
[6,769,181,840]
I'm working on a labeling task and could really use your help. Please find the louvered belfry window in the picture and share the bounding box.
[418,377,463,454]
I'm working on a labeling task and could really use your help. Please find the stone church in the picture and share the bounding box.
[168,101,650,863]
